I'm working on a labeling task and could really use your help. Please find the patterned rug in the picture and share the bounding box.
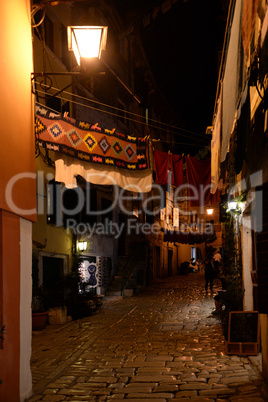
[35,104,149,170]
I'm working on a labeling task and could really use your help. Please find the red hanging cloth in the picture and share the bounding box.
[153,151,170,185]
[171,154,184,187]
[186,156,219,207]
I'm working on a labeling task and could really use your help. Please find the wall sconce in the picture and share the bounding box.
[227,201,238,212]
[67,26,108,65]
[32,20,140,102]
[206,208,214,215]
[32,25,107,90]
[77,241,87,252]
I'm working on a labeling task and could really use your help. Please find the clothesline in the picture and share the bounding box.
[33,84,210,145]
[35,104,218,204]
[34,99,210,151]
[151,138,209,148]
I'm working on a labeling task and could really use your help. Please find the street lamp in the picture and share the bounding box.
[77,241,87,252]
[67,26,108,65]
[32,25,107,96]
[32,23,140,102]
[227,201,238,212]
[206,208,214,215]
[33,25,107,78]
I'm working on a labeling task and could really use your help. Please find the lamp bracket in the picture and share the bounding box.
[31,72,84,98]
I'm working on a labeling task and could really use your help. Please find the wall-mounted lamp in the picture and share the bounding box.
[206,208,214,215]
[77,241,87,252]
[227,201,238,212]
[227,200,245,213]
[67,26,108,65]
[32,25,106,95]
[32,21,140,103]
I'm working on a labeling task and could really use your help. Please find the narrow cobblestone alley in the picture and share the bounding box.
[27,273,268,402]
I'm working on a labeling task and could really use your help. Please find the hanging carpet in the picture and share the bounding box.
[35,104,149,171]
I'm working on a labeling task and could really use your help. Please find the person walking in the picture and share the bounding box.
[204,252,215,293]
[213,250,222,279]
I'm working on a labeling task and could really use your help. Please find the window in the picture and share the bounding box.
[190,212,197,223]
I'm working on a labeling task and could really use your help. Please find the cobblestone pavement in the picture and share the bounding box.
[27,273,268,401]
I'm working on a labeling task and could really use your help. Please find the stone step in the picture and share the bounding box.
[105,290,123,296]
[105,289,134,297]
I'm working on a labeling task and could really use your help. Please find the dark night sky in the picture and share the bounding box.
[111,0,229,151]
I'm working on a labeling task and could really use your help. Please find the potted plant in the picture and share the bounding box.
[32,285,48,330]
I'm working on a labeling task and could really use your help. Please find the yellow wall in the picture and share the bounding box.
[0,1,36,221]
[32,155,73,266]
[0,1,35,400]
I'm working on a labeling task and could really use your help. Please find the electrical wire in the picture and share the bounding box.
[33,84,210,145]
[34,88,209,147]
[35,99,209,150]
[151,139,210,148]
[34,81,207,140]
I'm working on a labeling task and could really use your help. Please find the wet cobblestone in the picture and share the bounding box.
[27,274,268,401]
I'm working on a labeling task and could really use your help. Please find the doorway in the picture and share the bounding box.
[154,246,161,278]
[42,256,65,307]
[168,249,173,276]
[37,253,68,308]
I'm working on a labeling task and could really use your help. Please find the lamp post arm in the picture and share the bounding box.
[101,59,141,104]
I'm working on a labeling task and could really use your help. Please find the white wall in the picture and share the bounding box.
[20,219,33,401]
[242,215,254,310]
